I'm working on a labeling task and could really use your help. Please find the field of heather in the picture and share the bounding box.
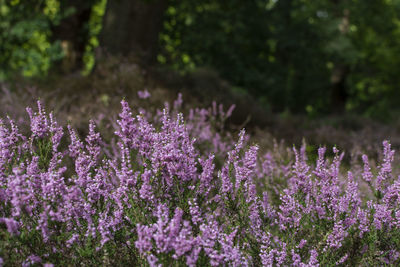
[0,91,399,266]
[3,1,400,265]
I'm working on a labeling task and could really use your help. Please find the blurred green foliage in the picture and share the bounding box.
[160,0,400,118]
[0,0,64,79]
[3,0,400,119]
[82,0,107,75]
[0,0,105,79]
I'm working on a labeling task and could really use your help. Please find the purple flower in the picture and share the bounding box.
[85,120,102,162]
[138,89,151,99]
[135,224,155,253]
[297,239,307,249]
[186,246,201,267]
[173,221,195,259]
[198,154,215,195]
[139,170,154,201]
[357,208,370,238]
[336,254,348,265]
[146,254,161,267]
[173,93,183,110]
[67,125,84,158]
[1,97,400,266]
[376,141,395,193]
[383,179,400,207]
[275,242,287,265]
[66,233,79,248]
[291,146,312,194]
[326,220,347,249]
[361,155,373,183]
[308,249,319,266]
[292,249,302,267]
[26,101,49,138]
[49,112,63,152]
[0,218,19,235]
[189,198,202,225]
[22,255,41,267]
[261,249,275,266]
[115,100,137,148]
[373,203,392,230]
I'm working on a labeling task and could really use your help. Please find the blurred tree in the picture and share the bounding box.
[100,0,168,64]
[159,0,400,117]
[345,0,400,119]
[51,0,95,73]
[0,0,106,79]
[3,0,400,119]
[0,0,64,80]
[328,0,351,112]
[160,0,333,113]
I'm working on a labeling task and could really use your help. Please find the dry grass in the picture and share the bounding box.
[1,56,400,167]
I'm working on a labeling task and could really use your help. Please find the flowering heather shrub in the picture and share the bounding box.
[0,99,400,266]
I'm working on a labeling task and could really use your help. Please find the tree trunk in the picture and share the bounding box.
[100,0,168,65]
[52,1,95,73]
[330,3,350,112]
[331,63,349,110]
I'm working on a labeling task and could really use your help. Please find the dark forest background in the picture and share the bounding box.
[2,0,400,121]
